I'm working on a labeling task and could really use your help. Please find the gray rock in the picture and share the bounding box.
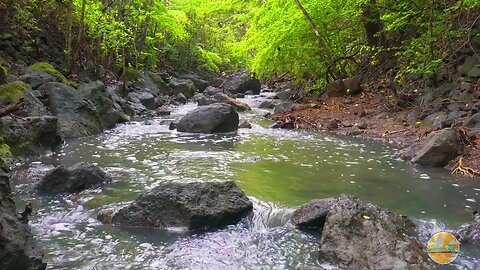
[168,78,197,98]
[128,91,156,110]
[193,93,214,106]
[177,104,239,133]
[447,102,462,112]
[238,119,252,129]
[156,106,171,116]
[174,93,188,104]
[79,81,129,129]
[223,71,261,95]
[108,181,253,230]
[275,89,295,100]
[291,195,432,269]
[464,112,480,128]
[424,111,447,128]
[259,100,279,109]
[445,111,467,127]
[19,70,59,89]
[457,213,480,246]
[15,90,49,117]
[273,102,298,114]
[0,172,46,270]
[37,163,112,193]
[357,121,368,130]
[204,86,222,97]
[179,74,208,92]
[468,67,480,78]
[42,82,102,139]
[404,128,463,167]
[245,90,254,95]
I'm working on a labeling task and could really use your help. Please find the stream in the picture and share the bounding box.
[10,94,480,269]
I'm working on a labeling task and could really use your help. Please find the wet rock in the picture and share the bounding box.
[273,101,298,114]
[168,78,197,98]
[169,122,177,130]
[346,130,365,136]
[291,195,432,269]
[0,172,46,270]
[326,76,362,97]
[245,90,254,95]
[79,81,129,129]
[174,93,188,104]
[212,93,251,112]
[193,93,213,106]
[15,90,49,117]
[42,82,102,139]
[177,104,239,133]
[402,128,463,167]
[223,71,261,95]
[203,86,222,97]
[128,91,156,110]
[239,119,252,129]
[109,181,253,230]
[235,93,245,99]
[325,119,339,130]
[357,121,368,130]
[458,55,480,76]
[156,106,171,116]
[457,212,480,246]
[179,74,208,92]
[37,163,112,193]
[259,100,279,109]
[464,112,480,128]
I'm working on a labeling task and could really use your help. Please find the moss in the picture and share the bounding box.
[0,136,12,167]
[148,71,165,87]
[0,63,7,85]
[0,81,31,106]
[29,62,77,88]
[125,67,140,82]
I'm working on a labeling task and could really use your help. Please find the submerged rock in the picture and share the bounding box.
[400,128,463,167]
[0,172,46,270]
[108,181,253,230]
[291,195,433,269]
[37,163,112,193]
[177,103,239,133]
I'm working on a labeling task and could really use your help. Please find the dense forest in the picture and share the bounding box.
[2,0,479,88]
[2,0,480,269]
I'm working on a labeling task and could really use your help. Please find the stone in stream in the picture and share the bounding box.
[37,163,112,193]
[291,195,433,269]
[42,82,103,139]
[456,211,480,246]
[177,103,239,133]
[0,171,47,270]
[399,128,463,167]
[103,181,253,230]
[127,91,156,110]
[223,70,261,95]
[168,78,197,98]
[179,73,209,92]
[239,119,252,129]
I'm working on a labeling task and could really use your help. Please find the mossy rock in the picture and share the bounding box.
[0,63,7,85]
[148,71,165,86]
[0,136,12,168]
[0,81,31,106]
[29,62,77,88]
[125,67,140,82]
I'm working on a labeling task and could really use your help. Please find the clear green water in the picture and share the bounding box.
[11,96,480,269]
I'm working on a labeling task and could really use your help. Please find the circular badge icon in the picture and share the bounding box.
[426,231,460,265]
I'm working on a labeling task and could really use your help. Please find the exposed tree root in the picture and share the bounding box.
[452,156,480,177]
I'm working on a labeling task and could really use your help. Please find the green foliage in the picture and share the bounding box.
[0,81,31,106]
[0,63,8,85]
[0,136,12,167]
[29,62,77,88]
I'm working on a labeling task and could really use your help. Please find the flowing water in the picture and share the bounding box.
[10,94,480,269]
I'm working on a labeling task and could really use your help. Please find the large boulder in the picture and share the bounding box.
[37,163,112,193]
[456,213,480,246]
[19,71,58,89]
[128,91,156,110]
[177,104,239,133]
[79,81,129,129]
[168,78,197,98]
[107,181,253,230]
[27,62,77,88]
[400,128,463,167]
[223,71,261,95]
[0,172,46,270]
[42,82,102,139]
[291,195,433,269]
[147,72,172,96]
[15,90,49,117]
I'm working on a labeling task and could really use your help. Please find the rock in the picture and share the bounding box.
[377,112,389,119]
[447,102,462,112]
[424,111,447,129]
[275,89,295,100]
[0,63,8,85]
[168,78,197,98]
[407,109,421,126]
[347,130,365,136]
[174,93,188,104]
[223,71,261,95]
[0,172,46,270]
[444,111,467,127]
[108,181,253,230]
[128,91,156,110]
[468,67,480,78]
[273,101,298,114]
[325,119,339,130]
[193,93,214,106]
[43,82,102,139]
[179,74,208,92]
[177,104,239,133]
[169,122,177,130]
[404,128,463,167]
[37,163,112,193]
[14,90,49,117]
[19,70,59,89]
[79,81,129,129]
[458,55,480,76]
[28,62,77,88]
[235,93,245,98]
[456,213,480,246]
[259,100,279,109]
[239,119,252,129]
[464,112,480,128]
[310,103,321,109]
[212,93,251,112]
[327,76,362,97]
[245,90,254,95]
[460,81,474,92]
[147,72,172,96]
[357,121,368,130]
[291,195,432,269]
[0,81,31,106]
[0,116,63,158]
[156,106,171,116]
[204,86,222,97]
